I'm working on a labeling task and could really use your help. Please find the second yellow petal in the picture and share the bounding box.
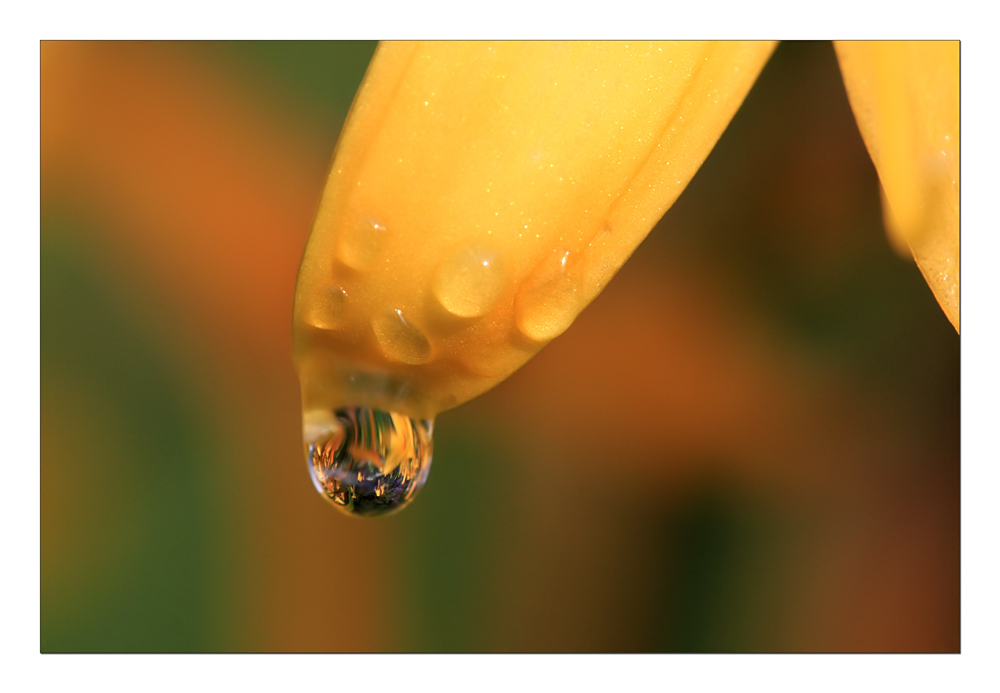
[834,40,960,331]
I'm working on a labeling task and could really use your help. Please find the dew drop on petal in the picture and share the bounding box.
[514,248,586,341]
[307,285,349,330]
[372,308,433,364]
[338,217,388,270]
[304,408,433,517]
[432,243,506,318]
[461,342,535,378]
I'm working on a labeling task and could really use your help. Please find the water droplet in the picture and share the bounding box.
[373,308,433,364]
[514,249,586,341]
[338,217,388,270]
[305,408,433,516]
[432,244,506,318]
[461,342,534,378]
[307,285,348,330]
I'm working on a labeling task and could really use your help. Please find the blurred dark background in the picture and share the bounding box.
[40,40,959,652]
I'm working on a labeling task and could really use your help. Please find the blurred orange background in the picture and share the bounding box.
[40,41,959,652]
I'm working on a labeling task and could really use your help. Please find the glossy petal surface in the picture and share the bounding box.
[294,41,777,418]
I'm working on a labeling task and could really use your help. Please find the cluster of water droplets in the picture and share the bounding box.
[302,215,612,515]
[309,217,605,357]
[304,407,433,517]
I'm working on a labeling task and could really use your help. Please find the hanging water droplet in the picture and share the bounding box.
[337,217,388,270]
[372,308,433,364]
[307,285,349,330]
[304,407,433,517]
[432,243,506,318]
[514,248,586,341]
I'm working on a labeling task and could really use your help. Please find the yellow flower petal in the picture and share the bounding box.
[834,41,960,332]
[294,41,776,418]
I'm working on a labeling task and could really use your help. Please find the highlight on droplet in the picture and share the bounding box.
[432,243,507,318]
[372,308,433,364]
[304,407,433,517]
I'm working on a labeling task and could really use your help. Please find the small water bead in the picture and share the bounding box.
[307,285,349,330]
[372,308,433,364]
[432,243,506,318]
[460,342,535,378]
[337,217,388,270]
[514,249,587,341]
[305,407,433,516]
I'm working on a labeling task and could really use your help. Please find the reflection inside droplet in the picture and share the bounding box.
[304,407,433,516]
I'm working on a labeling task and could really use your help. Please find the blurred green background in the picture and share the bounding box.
[40,41,959,652]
